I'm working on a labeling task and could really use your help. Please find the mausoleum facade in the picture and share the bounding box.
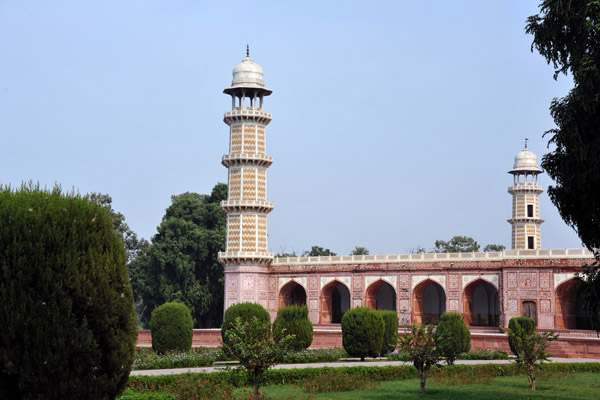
[218,50,595,332]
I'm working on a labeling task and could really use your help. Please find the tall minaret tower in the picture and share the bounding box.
[507,140,544,249]
[219,47,274,310]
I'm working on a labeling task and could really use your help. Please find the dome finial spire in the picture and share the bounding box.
[525,138,528,149]
[246,44,249,58]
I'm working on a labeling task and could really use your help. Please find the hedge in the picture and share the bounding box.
[128,362,600,388]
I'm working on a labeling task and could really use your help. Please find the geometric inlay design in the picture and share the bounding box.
[554,272,577,289]
[278,276,307,290]
[412,275,446,290]
[320,275,351,291]
[365,275,397,291]
[462,274,499,290]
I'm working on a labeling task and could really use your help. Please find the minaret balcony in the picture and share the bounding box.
[224,107,272,125]
[222,153,273,168]
[218,251,274,266]
[507,218,545,225]
[220,199,274,213]
[508,183,543,195]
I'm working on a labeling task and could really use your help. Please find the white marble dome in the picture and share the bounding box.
[230,56,265,88]
[510,148,542,173]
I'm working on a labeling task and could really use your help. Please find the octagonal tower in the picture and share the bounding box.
[508,140,544,249]
[219,47,274,311]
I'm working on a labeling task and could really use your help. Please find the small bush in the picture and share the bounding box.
[299,370,377,393]
[508,316,536,355]
[457,349,509,360]
[150,302,193,354]
[377,310,399,356]
[436,312,471,365]
[221,302,270,343]
[273,304,313,351]
[341,307,385,361]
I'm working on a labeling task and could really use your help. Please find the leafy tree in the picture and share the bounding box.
[221,302,271,345]
[85,193,150,263]
[302,246,337,257]
[0,184,137,399]
[132,183,227,328]
[398,324,442,394]
[341,307,384,361]
[434,236,480,253]
[435,312,471,365]
[409,246,426,254]
[483,244,506,252]
[350,246,370,255]
[222,316,294,396]
[526,0,600,333]
[506,317,558,390]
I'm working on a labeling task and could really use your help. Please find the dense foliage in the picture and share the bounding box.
[273,304,313,351]
[527,0,600,333]
[150,302,194,354]
[377,310,399,356]
[221,302,271,344]
[341,307,384,361]
[0,184,137,400]
[436,312,471,365]
[508,317,536,356]
[130,183,227,328]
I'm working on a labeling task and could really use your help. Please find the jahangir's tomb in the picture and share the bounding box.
[138,51,600,356]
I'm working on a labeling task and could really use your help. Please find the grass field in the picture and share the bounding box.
[228,372,600,400]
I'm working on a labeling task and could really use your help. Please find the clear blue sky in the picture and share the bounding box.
[0,1,583,255]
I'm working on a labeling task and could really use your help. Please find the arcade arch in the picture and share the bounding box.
[319,281,350,323]
[365,280,396,311]
[413,280,446,324]
[555,279,591,330]
[462,279,499,326]
[278,281,306,308]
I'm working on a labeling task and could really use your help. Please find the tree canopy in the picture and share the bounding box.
[434,236,480,253]
[527,0,600,333]
[130,183,227,328]
[350,246,370,255]
[302,246,337,257]
[526,1,600,252]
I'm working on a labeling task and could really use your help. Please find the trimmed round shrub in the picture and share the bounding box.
[273,304,313,350]
[508,316,536,355]
[341,307,384,361]
[150,302,194,354]
[0,184,137,400]
[221,302,271,343]
[377,310,399,356]
[435,312,471,365]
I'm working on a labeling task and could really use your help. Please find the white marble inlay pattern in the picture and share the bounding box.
[411,275,446,290]
[320,276,351,290]
[554,272,577,289]
[278,276,307,290]
[462,274,499,289]
[364,275,397,290]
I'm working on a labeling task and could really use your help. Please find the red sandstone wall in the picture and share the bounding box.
[137,329,600,358]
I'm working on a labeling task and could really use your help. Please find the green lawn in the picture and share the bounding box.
[230,372,600,400]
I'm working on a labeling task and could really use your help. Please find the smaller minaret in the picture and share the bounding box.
[508,139,544,249]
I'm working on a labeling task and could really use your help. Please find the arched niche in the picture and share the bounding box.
[365,280,397,311]
[462,279,499,327]
[413,280,446,324]
[555,279,591,330]
[320,281,350,324]
[278,280,306,309]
